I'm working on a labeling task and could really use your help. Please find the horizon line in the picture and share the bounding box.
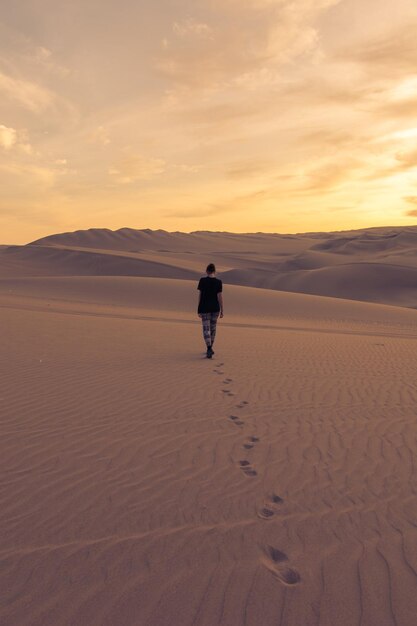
[5,222,417,247]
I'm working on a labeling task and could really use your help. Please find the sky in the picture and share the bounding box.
[1,0,417,243]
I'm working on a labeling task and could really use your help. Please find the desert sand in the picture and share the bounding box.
[2,225,417,307]
[1,227,417,626]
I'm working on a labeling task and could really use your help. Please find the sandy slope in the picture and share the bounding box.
[2,278,417,626]
[1,225,417,307]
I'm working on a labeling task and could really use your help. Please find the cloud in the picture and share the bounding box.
[0,125,17,149]
[395,147,417,170]
[377,97,417,119]
[302,164,349,192]
[301,129,359,148]
[279,158,364,195]
[88,126,111,146]
[109,153,166,183]
[35,46,52,60]
[1,0,417,238]
[169,187,268,218]
[338,22,417,75]
[226,160,272,179]
[179,100,260,126]
[0,162,57,187]
[389,76,417,101]
[176,163,202,173]
[0,125,34,154]
[0,70,56,112]
[372,75,417,119]
[32,46,71,77]
[18,142,34,155]
[173,18,213,39]
[406,209,417,217]
[157,1,341,89]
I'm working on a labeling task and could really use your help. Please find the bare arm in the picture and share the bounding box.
[218,292,224,318]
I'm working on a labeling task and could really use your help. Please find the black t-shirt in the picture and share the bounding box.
[197,276,222,313]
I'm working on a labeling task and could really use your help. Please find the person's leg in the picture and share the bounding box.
[210,312,220,347]
[201,313,212,348]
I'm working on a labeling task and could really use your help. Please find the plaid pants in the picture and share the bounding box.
[201,312,219,347]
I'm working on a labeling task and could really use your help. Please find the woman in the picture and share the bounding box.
[197,263,224,359]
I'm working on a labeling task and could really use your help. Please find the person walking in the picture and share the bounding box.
[197,263,223,359]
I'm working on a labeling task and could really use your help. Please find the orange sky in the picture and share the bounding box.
[1,0,417,243]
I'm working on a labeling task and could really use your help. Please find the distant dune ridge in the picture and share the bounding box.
[2,226,417,626]
[1,224,417,307]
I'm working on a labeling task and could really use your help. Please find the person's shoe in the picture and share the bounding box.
[206,346,213,358]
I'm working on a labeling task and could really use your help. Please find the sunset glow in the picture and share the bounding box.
[1,0,417,243]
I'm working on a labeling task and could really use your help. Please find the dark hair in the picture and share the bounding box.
[206,263,216,274]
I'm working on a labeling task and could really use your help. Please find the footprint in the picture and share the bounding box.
[258,494,284,520]
[262,547,301,586]
[278,568,301,585]
[223,380,231,385]
[270,548,288,563]
[258,507,274,520]
[239,460,257,477]
[229,415,244,426]
[236,401,248,409]
[243,435,259,450]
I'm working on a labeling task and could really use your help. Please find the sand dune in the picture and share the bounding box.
[2,226,417,625]
[1,275,417,626]
[0,244,197,280]
[28,227,314,254]
[278,262,417,307]
[1,276,417,334]
[2,225,416,308]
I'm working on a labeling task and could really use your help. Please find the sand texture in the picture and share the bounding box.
[1,227,417,625]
